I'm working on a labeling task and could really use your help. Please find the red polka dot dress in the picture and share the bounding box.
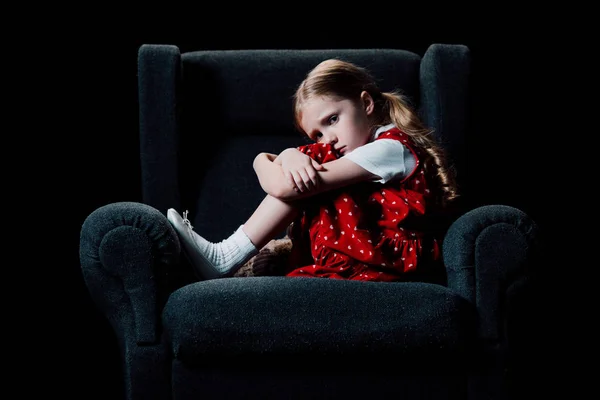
[285,127,441,282]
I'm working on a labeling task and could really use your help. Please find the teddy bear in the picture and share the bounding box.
[233,236,294,277]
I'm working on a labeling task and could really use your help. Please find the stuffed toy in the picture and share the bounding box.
[234,236,293,277]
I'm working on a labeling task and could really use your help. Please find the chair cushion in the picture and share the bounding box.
[162,277,476,366]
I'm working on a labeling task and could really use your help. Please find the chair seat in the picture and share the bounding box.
[163,276,477,367]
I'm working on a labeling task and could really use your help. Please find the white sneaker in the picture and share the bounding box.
[166,208,222,280]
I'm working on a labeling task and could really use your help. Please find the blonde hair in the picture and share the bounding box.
[293,58,459,207]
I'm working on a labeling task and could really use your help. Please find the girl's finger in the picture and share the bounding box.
[306,168,318,188]
[298,170,312,190]
[286,171,296,189]
[292,172,305,192]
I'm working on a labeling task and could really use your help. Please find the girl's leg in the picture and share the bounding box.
[167,194,298,280]
[241,195,299,250]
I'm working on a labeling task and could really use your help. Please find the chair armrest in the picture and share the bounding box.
[79,201,182,344]
[442,204,540,345]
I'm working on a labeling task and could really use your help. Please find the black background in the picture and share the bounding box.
[24,13,568,398]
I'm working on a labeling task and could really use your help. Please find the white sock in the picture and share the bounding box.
[167,209,259,279]
[190,225,258,277]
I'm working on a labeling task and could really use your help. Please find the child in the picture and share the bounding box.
[167,58,459,282]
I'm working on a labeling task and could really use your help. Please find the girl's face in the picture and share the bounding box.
[299,91,374,156]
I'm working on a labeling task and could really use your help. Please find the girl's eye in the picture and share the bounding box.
[328,115,338,124]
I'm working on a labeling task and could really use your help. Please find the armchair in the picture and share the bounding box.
[79,44,541,399]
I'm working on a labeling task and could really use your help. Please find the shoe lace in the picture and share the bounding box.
[182,210,193,229]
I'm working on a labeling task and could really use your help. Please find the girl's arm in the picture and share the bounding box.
[253,150,378,201]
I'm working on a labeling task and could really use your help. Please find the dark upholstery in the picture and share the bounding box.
[79,44,541,400]
[164,278,475,360]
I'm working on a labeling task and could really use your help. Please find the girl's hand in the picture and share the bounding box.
[276,148,324,192]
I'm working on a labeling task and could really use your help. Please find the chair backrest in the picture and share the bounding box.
[138,45,470,241]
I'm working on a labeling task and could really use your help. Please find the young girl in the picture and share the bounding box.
[167,58,459,282]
